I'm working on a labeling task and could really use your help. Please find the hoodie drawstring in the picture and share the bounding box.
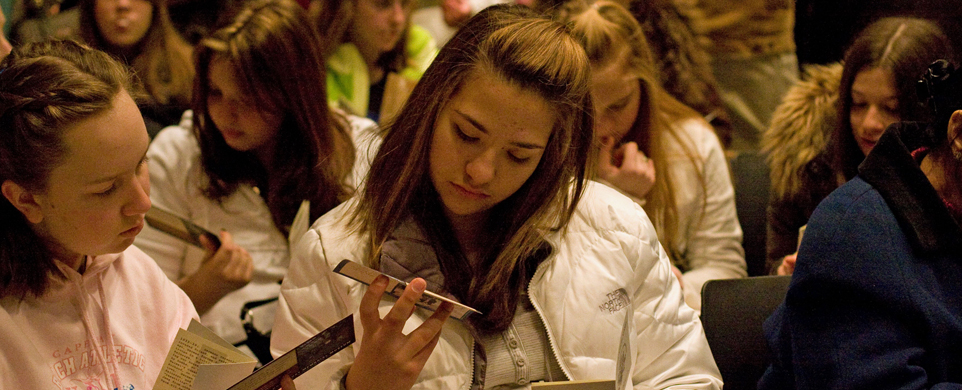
[69,256,122,390]
[99,277,122,389]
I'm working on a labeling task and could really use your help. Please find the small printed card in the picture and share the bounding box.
[153,316,355,390]
[226,315,355,390]
[531,380,616,389]
[145,207,221,249]
[333,259,481,321]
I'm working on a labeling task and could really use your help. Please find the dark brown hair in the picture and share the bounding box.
[193,0,356,233]
[832,17,957,181]
[0,40,134,298]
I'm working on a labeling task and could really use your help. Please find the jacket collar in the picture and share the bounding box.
[858,121,962,256]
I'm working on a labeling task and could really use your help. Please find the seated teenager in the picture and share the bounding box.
[762,17,957,275]
[560,0,746,309]
[760,61,962,387]
[311,0,437,125]
[271,5,721,389]
[78,0,195,136]
[134,0,380,358]
[0,40,197,390]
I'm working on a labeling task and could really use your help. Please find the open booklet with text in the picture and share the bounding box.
[153,315,355,390]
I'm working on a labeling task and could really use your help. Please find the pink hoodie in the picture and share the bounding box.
[0,245,198,390]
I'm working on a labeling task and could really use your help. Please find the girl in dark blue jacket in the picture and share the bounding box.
[760,116,962,388]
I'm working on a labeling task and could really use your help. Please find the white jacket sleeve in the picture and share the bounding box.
[676,121,747,309]
[630,242,723,389]
[551,183,722,389]
[271,227,359,389]
[595,185,721,389]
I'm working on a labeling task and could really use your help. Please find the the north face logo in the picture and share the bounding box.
[600,288,629,313]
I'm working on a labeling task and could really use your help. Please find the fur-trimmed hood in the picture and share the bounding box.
[762,62,843,199]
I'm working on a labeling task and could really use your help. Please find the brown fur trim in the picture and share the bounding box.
[762,62,843,199]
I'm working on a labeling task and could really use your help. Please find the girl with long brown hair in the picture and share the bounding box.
[271,5,720,389]
[0,40,197,390]
[134,0,380,356]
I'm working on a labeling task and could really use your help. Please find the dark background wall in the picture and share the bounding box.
[795,0,962,66]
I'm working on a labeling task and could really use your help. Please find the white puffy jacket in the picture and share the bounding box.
[270,182,722,389]
[136,110,380,345]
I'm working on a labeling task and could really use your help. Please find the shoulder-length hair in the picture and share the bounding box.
[310,0,413,73]
[355,4,593,332]
[193,0,356,232]
[563,0,707,267]
[0,40,134,298]
[831,17,957,181]
[78,0,194,106]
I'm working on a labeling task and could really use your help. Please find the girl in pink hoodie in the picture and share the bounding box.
[0,40,198,390]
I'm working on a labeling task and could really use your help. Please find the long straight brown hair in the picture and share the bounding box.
[831,17,957,182]
[354,4,594,332]
[193,0,356,232]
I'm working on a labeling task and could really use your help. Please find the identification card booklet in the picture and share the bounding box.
[145,207,220,249]
[146,200,310,251]
[225,314,355,390]
[531,380,616,389]
[333,259,481,321]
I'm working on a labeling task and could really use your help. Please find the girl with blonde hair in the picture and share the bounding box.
[561,0,746,309]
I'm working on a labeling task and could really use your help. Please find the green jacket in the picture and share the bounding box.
[326,25,437,120]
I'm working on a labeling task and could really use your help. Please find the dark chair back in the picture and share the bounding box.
[701,275,791,390]
[729,151,771,276]
[235,297,279,365]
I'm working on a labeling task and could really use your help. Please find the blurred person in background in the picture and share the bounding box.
[541,0,733,147]
[760,59,962,388]
[78,0,194,137]
[561,0,746,309]
[310,0,437,125]
[673,0,798,152]
[763,17,957,275]
[0,7,12,59]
